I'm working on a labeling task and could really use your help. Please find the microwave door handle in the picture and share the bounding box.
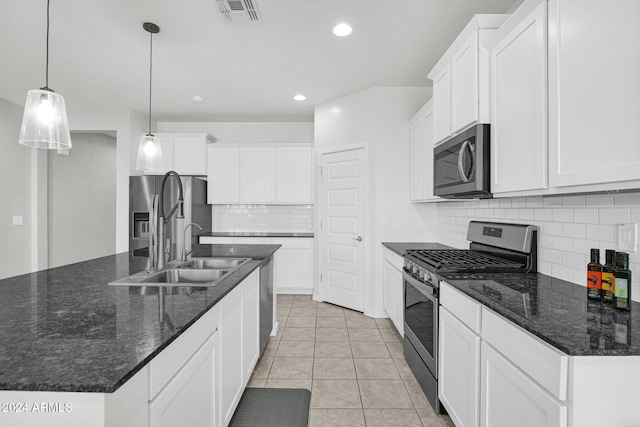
[458,140,472,182]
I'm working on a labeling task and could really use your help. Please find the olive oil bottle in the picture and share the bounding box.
[587,249,603,300]
[614,252,631,311]
[601,250,616,304]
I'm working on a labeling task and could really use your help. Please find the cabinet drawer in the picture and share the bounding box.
[149,305,220,399]
[382,247,404,271]
[440,282,482,334]
[481,308,568,400]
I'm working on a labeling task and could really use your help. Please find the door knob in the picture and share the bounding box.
[352,236,363,242]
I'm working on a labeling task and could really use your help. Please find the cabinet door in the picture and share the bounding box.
[423,106,438,201]
[432,63,452,144]
[439,307,480,427]
[480,343,567,427]
[410,118,427,202]
[391,264,404,335]
[173,137,206,175]
[548,0,640,187]
[276,147,313,203]
[149,332,217,427]
[491,1,548,194]
[273,238,313,294]
[242,271,260,381]
[220,285,243,426]
[451,31,479,133]
[207,146,240,204]
[382,259,396,323]
[241,147,275,203]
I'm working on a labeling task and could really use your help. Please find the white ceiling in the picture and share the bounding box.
[0,0,519,123]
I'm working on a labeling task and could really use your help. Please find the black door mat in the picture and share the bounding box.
[229,387,311,427]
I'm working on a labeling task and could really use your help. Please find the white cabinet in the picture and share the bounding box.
[382,247,404,335]
[480,343,567,427]
[241,147,276,203]
[487,0,548,194]
[220,283,243,426]
[273,238,314,294]
[145,133,215,175]
[207,145,313,204]
[548,0,640,189]
[428,15,508,144]
[439,307,481,427]
[242,270,260,380]
[149,332,218,427]
[409,100,440,202]
[207,146,240,204]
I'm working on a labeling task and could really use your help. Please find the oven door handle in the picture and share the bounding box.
[403,271,438,300]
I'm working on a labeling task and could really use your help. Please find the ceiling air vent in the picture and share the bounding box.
[217,0,262,22]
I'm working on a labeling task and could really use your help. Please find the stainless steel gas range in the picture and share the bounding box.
[402,221,538,413]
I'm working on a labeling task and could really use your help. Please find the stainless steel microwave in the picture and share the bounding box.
[433,124,491,199]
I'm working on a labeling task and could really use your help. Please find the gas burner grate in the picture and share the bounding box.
[405,249,523,271]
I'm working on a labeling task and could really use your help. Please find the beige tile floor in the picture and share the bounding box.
[248,294,456,427]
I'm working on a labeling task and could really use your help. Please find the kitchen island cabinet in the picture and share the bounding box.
[0,244,277,427]
[440,274,640,427]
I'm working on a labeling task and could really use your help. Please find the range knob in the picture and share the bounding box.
[418,270,425,280]
[423,271,432,283]
[412,264,419,275]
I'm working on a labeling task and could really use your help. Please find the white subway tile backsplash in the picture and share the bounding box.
[211,204,314,232]
[598,208,630,224]
[573,208,599,224]
[552,208,574,223]
[436,190,640,302]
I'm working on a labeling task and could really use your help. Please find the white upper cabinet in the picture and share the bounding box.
[409,99,440,202]
[428,15,508,145]
[487,0,548,194]
[207,146,241,204]
[548,0,640,189]
[276,147,313,203]
[207,144,314,205]
[241,147,276,203]
[145,133,215,175]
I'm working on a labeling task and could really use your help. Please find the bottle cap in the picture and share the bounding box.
[590,248,600,261]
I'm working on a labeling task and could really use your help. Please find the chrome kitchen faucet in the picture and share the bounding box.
[153,171,185,270]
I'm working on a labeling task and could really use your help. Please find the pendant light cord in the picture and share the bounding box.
[148,31,153,135]
[45,0,50,89]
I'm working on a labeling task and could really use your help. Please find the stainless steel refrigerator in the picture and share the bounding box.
[129,175,211,260]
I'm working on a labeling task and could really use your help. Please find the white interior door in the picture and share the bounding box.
[319,148,366,312]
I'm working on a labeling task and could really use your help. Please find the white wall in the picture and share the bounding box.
[0,98,32,279]
[436,192,640,302]
[157,121,313,144]
[314,86,437,316]
[47,133,117,268]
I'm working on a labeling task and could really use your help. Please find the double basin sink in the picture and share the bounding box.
[109,257,251,288]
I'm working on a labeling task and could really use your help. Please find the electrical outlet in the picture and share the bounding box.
[12,216,23,226]
[381,216,389,226]
[617,223,637,252]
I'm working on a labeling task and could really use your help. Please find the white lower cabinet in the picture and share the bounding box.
[199,236,314,295]
[382,247,404,335]
[149,332,218,427]
[480,342,567,427]
[242,270,260,380]
[439,307,480,427]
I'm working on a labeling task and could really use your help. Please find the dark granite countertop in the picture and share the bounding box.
[441,272,640,356]
[0,243,279,393]
[382,242,454,256]
[202,231,314,238]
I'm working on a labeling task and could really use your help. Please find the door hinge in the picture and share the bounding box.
[320,274,323,282]
[320,220,323,229]
[318,166,323,176]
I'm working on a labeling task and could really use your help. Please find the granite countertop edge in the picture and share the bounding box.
[0,243,281,394]
[203,232,314,238]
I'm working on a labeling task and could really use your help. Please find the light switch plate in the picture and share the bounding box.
[617,223,637,252]
[381,216,389,226]
[12,215,23,226]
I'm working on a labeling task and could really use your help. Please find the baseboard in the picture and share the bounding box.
[270,321,280,337]
[276,287,313,295]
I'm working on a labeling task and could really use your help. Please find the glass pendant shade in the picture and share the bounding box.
[136,134,164,171]
[19,89,72,149]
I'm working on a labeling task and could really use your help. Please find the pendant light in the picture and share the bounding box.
[19,0,71,150]
[136,22,163,171]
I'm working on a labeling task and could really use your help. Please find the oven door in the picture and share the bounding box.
[403,271,438,378]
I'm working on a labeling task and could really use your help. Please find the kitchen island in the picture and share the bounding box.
[0,243,279,427]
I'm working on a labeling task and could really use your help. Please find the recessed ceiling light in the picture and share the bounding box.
[294,94,306,101]
[333,23,352,37]
[191,95,204,102]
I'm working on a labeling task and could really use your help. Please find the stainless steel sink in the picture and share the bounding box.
[109,257,250,287]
